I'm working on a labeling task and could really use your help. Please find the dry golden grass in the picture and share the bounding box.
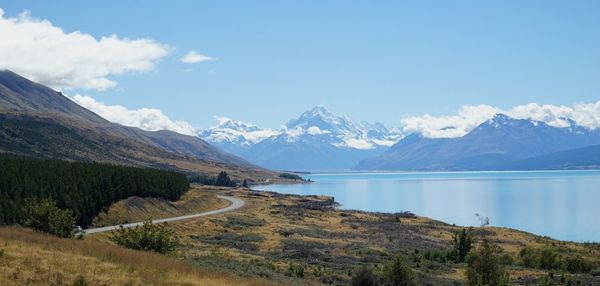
[93,186,230,227]
[0,226,280,286]
[4,186,598,285]
[165,187,600,284]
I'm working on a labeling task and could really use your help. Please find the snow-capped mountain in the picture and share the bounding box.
[281,105,401,149]
[201,106,403,171]
[357,113,600,171]
[241,106,402,170]
[199,117,279,156]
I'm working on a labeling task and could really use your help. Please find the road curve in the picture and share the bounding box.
[84,195,245,235]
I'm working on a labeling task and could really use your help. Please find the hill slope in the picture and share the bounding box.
[505,144,600,170]
[0,70,274,180]
[0,226,275,286]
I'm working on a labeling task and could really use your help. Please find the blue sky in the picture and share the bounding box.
[1,1,600,130]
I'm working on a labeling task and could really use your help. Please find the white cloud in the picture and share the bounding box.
[181,51,214,64]
[508,103,574,128]
[402,105,500,138]
[401,101,600,138]
[572,102,600,129]
[0,8,168,90]
[307,126,329,135]
[70,94,197,136]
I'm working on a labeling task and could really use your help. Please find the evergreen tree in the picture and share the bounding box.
[215,171,233,187]
[452,228,473,263]
[0,154,189,228]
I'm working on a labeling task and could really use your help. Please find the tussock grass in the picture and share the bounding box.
[0,226,280,286]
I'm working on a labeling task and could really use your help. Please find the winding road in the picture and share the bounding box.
[84,195,245,235]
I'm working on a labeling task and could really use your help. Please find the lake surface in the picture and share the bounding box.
[256,171,600,242]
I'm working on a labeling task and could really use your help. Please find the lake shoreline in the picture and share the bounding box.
[256,170,600,242]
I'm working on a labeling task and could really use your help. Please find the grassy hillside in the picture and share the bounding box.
[92,187,229,227]
[0,226,278,286]
[85,186,600,285]
[4,184,599,285]
[168,188,600,285]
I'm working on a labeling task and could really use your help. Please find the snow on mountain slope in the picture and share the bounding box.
[281,105,402,149]
[200,106,403,170]
[199,117,279,155]
[241,106,402,170]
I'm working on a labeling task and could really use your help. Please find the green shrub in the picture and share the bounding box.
[21,198,75,238]
[520,246,594,274]
[422,249,451,263]
[498,253,514,266]
[383,254,416,286]
[288,263,305,278]
[563,255,593,274]
[352,267,381,286]
[466,237,510,286]
[451,228,473,263]
[519,246,539,268]
[536,272,582,286]
[109,221,177,254]
[539,247,561,270]
[0,248,4,257]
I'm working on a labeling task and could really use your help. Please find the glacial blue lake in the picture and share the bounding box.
[256,171,600,242]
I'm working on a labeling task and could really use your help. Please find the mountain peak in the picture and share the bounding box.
[200,117,279,153]
[286,105,342,130]
[483,113,517,128]
[491,113,511,121]
[214,116,260,132]
[301,105,336,121]
[308,104,331,115]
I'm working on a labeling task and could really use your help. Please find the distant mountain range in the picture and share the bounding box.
[0,70,279,182]
[202,107,600,172]
[357,114,600,171]
[201,106,402,171]
[6,70,599,173]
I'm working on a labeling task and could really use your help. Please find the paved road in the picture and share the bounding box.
[84,195,245,234]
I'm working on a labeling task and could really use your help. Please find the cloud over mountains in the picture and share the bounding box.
[70,94,197,136]
[402,102,600,138]
[0,8,168,90]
